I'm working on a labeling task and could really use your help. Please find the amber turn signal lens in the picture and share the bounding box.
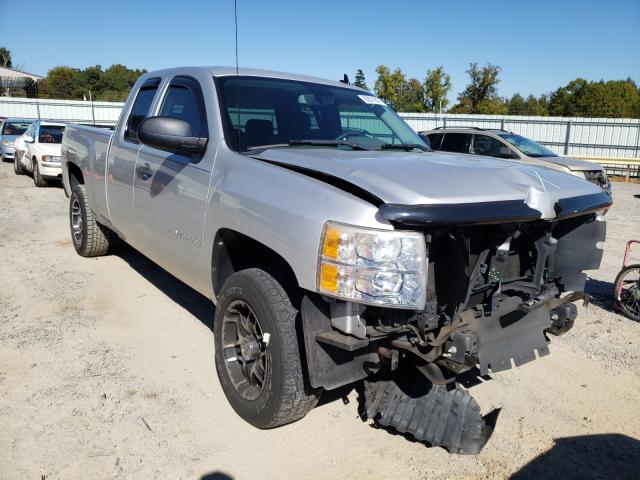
[319,262,338,292]
[322,227,341,259]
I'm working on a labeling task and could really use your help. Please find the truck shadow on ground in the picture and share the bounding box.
[510,433,640,479]
[111,237,215,331]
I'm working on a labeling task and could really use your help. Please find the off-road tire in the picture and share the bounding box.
[214,268,319,428]
[33,159,48,187]
[14,155,24,175]
[69,184,111,257]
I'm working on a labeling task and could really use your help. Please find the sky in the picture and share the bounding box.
[2,0,639,102]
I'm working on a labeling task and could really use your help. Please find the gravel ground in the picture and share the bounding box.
[1,161,639,480]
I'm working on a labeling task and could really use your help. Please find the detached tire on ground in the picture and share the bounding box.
[69,184,111,257]
[214,268,319,428]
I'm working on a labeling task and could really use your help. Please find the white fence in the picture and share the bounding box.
[1,97,639,160]
[0,97,123,125]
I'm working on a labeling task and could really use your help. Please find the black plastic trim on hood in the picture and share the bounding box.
[554,191,613,220]
[378,200,542,227]
[250,156,384,207]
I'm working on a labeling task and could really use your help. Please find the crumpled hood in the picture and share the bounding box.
[251,148,605,220]
[535,155,603,172]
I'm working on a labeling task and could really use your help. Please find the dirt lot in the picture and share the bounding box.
[1,161,639,480]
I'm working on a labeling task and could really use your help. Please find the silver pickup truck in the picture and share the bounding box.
[61,67,611,454]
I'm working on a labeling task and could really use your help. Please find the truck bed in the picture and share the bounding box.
[61,123,114,223]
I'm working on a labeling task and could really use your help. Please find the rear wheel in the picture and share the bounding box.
[14,155,24,175]
[615,264,640,322]
[69,184,111,257]
[214,268,319,428]
[33,159,48,187]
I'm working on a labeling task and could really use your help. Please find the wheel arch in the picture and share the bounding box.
[211,228,302,304]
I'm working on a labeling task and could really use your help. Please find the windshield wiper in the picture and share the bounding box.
[380,143,429,152]
[289,139,372,151]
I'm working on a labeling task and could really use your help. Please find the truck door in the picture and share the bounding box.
[133,75,212,292]
[106,77,162,243]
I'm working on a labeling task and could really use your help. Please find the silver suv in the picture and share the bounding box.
[421,127,611,193]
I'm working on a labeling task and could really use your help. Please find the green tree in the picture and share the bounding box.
[0,47,12,68]
[451,63,505,114]
[374,65,406,109]
[423,66,451,113]
[548,78,639,118]
[38,64,146,101]
[354,69,368,90]
[38,66,85,99]
[507,93,548,116]
[81,65,103,97]
[397,78,426,112]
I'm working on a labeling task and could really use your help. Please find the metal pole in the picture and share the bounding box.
[35,100,41,120]
[89,90,96,125]
[500,118,505,131]
[564,120,572,155]
[443,115,447,129]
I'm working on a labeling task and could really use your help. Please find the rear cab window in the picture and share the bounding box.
[124,77,161,143]
[440,133,472,154]
[158,76,208,137]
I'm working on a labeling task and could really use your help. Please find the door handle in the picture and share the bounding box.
[136,162,153,180]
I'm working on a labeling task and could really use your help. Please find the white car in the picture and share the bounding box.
[14,120,66,187]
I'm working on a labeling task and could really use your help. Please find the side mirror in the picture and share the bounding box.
[24,135,34,143]
[499,146,516,159]
[138,117,208,157]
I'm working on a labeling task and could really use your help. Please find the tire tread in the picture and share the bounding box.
[71,184,111,257]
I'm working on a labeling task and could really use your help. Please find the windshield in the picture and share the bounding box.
[38,125,65,144]
[215,76,426,152]
[498,133,558,158]
[2,122,30,136]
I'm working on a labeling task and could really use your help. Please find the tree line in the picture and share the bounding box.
[2,47,639,117]
[355,64,640,118]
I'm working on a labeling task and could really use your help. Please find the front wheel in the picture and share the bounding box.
[615,264,640,322]
[214,268,319,428]
[69,184,112,257]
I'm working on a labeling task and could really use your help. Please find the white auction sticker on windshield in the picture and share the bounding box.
[358,95,386,105]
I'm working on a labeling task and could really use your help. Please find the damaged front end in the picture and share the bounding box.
[302,191,610,454]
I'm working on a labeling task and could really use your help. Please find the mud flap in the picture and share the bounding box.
[364,375,499,455]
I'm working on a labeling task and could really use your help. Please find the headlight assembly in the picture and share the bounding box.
[317,222,427,309]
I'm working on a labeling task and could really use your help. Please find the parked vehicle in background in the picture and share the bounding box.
[421,128,611,193]
[62,67,611,455]
[14,120,66,186]
[0,118,32,161]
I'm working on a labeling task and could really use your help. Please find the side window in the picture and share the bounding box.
[158,76,207,137]
[427,133,444,149]
[440,133,472,153]
[471,135,507,157]
[124,78,161,142]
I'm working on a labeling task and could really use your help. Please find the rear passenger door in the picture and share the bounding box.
[106,77,162,241]
[133,75,213,291]
[439,133,472,154]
